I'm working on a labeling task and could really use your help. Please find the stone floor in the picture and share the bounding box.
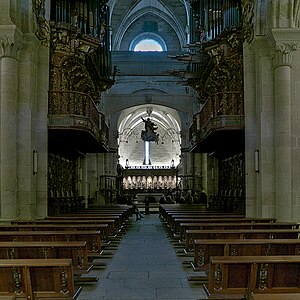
[77,213,208,300]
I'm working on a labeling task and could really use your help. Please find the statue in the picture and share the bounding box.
[141,117,159,143]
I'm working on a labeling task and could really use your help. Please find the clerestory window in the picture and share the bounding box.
[134,39,163,52]
[129,33,167,52]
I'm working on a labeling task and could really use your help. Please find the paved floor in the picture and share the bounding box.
[77,214,208,300]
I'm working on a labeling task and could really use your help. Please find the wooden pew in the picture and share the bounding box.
[45,215,123,230]
[204,256,300,299]
[179,222,298,240]
[166,215,257,230]
[78,205,131,219]
[54,212,128,227]
[12,219,117,236]
[0,258,79,299]
[0,241,90,275]
[192,238,300,271]
[250,294,300,299]
[185,228,300,251]
[168,217,277,233]
[159,204,240,219]
[0,230,102,256]
[0,223,110,243]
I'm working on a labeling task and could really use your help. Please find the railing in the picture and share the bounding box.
[189,92,244,141]
[49,90,99,124]
[48,90,108,140]
[200,92,243,128]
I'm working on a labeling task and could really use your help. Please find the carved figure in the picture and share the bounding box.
[141,117,159,143]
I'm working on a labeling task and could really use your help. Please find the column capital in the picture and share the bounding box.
[267,28,299,69]
[0,33,21,58]
[273,42,297,69]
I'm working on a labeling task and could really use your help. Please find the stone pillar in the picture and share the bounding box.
[35,44,49,218]
[201,153,208,192]
[207,155,217,199]
[96,153,106,205]
[194,153,206,192]
[0,42,18,219]
[272,41,296,221]
[81,156,88,208]
[17,40,38,219]
[87,153,98,204]
[244,44,258,217]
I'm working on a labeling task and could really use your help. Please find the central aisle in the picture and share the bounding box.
[77,214,207,300]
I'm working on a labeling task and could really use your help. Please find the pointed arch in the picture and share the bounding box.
[111,2,187,51]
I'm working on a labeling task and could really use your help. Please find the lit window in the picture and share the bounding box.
[134,39,163,52]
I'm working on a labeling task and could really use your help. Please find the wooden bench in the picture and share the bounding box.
[249,293,300,299]
[76,205,131,219]
[52,212,128,227]
[166,213,255,228]
[0,230,102,256]
[167,217,277,233]
[178,222,298,240]
[192,238,300,271]
[12,219,117,236]
[185,228,300,251]
[0,258,79,299]
[204,255,300,299]
[0,223,110,243]
[158,204,241,219]
[45,215,123,230]
[0,241,90,275]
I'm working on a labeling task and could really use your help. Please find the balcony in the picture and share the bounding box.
[189,92,244,153]
[48,90,109,153]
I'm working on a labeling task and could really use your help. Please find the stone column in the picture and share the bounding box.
[0,41,18,219]
[81,156,88,208]
[273,41,296,220]
[96,153,106,205]
[87,153,98,204]
[244,44,258,217]
[17,38,41,219]
[35,44,49,218]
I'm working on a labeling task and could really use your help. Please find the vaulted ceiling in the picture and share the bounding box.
[108,0,189,51]
[105,0,196,166]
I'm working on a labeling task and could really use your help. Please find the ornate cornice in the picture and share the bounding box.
[33,0,50,47]
[273,42,297,68]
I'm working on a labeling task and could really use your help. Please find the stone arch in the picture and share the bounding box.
[112,5,186,51]
[117,104,182,167]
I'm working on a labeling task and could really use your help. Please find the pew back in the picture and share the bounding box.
[193,239,300,270]
[204,256,300,298]
[0,259,77,299]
